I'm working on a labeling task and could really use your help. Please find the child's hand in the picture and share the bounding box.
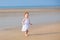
[22,22,25,25]
[30,23,32,25]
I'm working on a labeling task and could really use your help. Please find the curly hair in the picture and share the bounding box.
[24,11,29,16]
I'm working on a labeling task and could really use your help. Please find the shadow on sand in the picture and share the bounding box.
[29,32,60,36]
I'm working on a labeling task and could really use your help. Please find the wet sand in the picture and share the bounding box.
[0,23,60,40]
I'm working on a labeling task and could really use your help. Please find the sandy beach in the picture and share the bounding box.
[0,0,60,39]
[0,23,60,40]
[0,8,60,40]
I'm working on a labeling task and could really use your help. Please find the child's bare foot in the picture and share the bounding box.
[25,34,29,37]
[25,34,28,36]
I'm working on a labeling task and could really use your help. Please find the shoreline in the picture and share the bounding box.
[0,8,60,13]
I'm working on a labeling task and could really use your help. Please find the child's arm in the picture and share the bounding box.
[30,23,32,25]
[22,18,25,25]
[29,19,32,25]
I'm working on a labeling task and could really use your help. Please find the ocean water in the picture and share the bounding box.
[0,12,60,29]
[0,6,59,9]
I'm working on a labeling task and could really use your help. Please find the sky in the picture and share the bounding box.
[0,0,60,7]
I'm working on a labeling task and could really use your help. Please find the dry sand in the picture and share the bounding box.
[0,23,60,40]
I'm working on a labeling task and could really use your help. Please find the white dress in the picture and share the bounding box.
[21,18,30,31]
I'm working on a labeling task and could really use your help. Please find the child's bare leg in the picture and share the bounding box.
[25,30,28,36]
